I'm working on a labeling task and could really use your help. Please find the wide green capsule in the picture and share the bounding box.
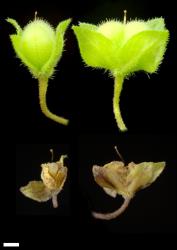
[72,13,169,131]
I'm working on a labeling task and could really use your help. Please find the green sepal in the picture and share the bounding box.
[146,18,165,30]
[41,18,72,78]
[72,24,116,69]
[113,30,169,76]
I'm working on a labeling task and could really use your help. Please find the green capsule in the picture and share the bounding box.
[72,14,169,131]
[7,17,71,125]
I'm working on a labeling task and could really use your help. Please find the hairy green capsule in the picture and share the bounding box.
[72,13,169,131]
[7,16,71,125]
[19,20,56,75]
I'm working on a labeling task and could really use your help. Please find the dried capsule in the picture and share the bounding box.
[92,158,165,220]
[20,152,68,208]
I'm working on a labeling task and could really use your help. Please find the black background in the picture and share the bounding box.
[0,0,177,247]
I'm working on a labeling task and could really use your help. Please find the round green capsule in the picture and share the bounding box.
[7,17,71,125]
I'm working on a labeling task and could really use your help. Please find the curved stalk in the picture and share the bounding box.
[38,77,69,125]
[52,194,58,208]
[92,197,131,220]
[113,75,127,131]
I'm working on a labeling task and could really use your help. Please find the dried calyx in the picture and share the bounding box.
[20,150,68,208]
[92,147,165,220]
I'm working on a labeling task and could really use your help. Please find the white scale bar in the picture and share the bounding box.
[3,243,19,247]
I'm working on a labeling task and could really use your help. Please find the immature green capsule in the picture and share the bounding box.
[19,20,56,74]
[7,17,71,125]
[72,12,169,131]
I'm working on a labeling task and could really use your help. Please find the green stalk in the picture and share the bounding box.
[113,75,127,131]
[38,77,69,126]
